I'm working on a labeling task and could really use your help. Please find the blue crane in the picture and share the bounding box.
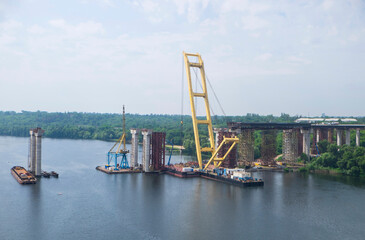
[166,139,174,166]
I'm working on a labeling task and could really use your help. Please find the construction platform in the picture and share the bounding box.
[96,166,142,174]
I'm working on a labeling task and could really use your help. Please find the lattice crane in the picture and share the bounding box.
[183,52,239,170]
[107,105,129,170]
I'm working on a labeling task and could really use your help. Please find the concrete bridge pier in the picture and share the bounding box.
[214,128,223,149]
[316,129,320,143]
[345,130,351,146]
[282,129,299,163]
[34,129,44,176]
[142,129,152,172]
[336,129,343,146]
[238,129,255,164]
[130,128,139,167]
[29,130,36,173]
[356,129,360,147]
[300,129,310,157]
[260,130,277,166]
[328,129,333,143]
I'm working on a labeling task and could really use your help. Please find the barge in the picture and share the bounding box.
[165,166,264,187]
[11,166,37,184]
[200,172,264,187]
[165,168,200,178]
[96,166,142,174]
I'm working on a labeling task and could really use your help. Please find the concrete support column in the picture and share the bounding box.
[260,130,277,166]
[328,130,333,143]
[142,129,152,172]
[316,129,320,143]
[34,128,44,176]
[29,130,36,173]
[130,128,139,167]
[238,129,254,164]
[345,130,351,146]
[301,129,310,157]
[213,128,223,150]
[336,129,342,146]
[282,129,298,162]
[356,129,360,147]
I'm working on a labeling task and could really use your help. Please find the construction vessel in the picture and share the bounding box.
[164,52,264,187]
[11,166,37,184]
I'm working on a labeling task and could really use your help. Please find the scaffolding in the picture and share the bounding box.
[216,130,237,168]
[150,132,166,171]
[260,130,276,166]
[238,129,255,165]
[282,129,299,163]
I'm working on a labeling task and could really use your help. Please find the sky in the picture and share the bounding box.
[0,0,364,117]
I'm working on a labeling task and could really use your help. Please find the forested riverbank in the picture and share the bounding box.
[1,111,364,157]
[0,111,298,153]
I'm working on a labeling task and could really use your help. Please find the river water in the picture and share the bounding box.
[0,136,365,240]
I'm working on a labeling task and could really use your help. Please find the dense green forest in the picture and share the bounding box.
[0,111,299,152]
[0,111,364,157]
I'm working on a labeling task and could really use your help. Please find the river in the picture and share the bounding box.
[0,136,365,240]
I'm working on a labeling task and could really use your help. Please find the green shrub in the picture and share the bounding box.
[298,167,308,173]
[318,140,329,154]
[348,166,360,176]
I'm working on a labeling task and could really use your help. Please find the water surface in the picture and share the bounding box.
[0,136,364,240]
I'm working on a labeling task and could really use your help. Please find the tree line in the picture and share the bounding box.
[0,111,364,157]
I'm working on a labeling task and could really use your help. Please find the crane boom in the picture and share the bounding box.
[183,52,239,170]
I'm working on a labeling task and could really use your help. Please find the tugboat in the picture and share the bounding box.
[51,171,59,178]
[11,166,37,184]
[42,171,51,178]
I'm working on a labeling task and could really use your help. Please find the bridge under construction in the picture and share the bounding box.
[96,52,364,187]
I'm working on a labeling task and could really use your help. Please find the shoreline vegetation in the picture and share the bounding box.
[1,111,364,177]
[296,142,365,177]
[0,111,304,154]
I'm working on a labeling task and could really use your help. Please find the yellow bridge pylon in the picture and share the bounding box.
[183,52,239,170]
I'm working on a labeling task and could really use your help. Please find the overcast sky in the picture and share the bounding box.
[0,0,364,116]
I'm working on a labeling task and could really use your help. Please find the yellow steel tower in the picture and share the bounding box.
[183,52,239,170]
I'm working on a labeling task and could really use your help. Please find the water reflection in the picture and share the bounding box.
[28,181,42,239]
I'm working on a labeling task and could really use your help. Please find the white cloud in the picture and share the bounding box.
[0,34,16,45]
[49,19,66,28]
[1,0,365,115]
[0,20,22,31]
[27,25,45,34]
[80,0,115,7]
[241,15,268,30]
[132,0,211,23]
[139,0,159,13]
[0,20,22,46]
[48,19,104,37]
[255,53,272,61]
[287,56,311,65]
[322,0,334,11]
